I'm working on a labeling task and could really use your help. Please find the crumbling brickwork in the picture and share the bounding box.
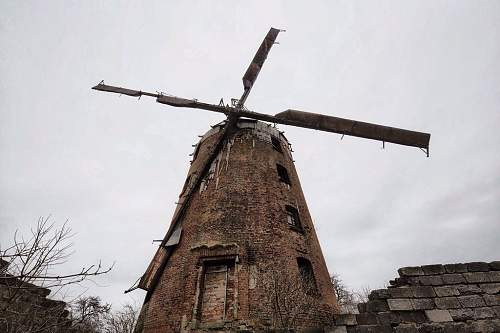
[333,261,500,332]
[137,120,337,332]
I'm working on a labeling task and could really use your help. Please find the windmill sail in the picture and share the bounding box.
[238,28,281,107]
[273,109,430,150]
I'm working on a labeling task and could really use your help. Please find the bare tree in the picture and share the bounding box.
[260,260,333,330]
[330,273,372,314]
[104,303,139,333]
[0,217,113,333]
[71,296,111,333]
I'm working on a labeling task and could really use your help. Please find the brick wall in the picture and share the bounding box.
[138,120,337,332]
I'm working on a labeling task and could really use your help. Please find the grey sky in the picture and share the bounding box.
[1,1,499,307]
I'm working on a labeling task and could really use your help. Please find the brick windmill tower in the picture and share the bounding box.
[93,28,430,332]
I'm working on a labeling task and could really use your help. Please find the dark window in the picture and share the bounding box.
[285,205,301,229]
[271,136,282,152]
[297,257,318,295]
[276,164,291,185]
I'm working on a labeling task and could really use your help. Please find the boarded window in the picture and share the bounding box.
[285,205,301,229]
[276,164,291,185]
[297,258,318,295]
[271,136,282,152]
[199,261,235,323]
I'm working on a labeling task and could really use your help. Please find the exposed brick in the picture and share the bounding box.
[441,273,466,285]
[434,286,459,297]
[467,262,490,272]
[463,272,490,283]
[398,266,424,277]
[421,264,445,275]
[387,299,413,311]
[443,263,468,274]
[425,309,453,322]
[413,286,436,298]
[458,295,486,308]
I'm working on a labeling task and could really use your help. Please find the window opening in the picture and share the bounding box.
[271,136,282,152]
[285,205,301,229]
[199,261,235,323]
[297,257,318,295]
[276,164,291,185]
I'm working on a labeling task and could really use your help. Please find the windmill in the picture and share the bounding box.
[93,28,430,332]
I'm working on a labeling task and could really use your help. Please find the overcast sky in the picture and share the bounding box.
[1,1,499,308]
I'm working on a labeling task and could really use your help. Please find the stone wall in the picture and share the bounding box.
[333,261,500,333]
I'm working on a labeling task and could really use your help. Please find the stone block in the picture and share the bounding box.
[387,298,413,311]
[398,266,424,277]
[368,289,390,300]
[326,327,347,333]
[398,311,427,324]
[335,313,357,326]
[463,272,490,283]
[480,283,500,294]
[467,262,490,272]
[389,287,414,299]
[456,284,482,295]
[421,264,445,275]
[376,311,400,325]
[489,261,500,270]
[425,309,453,322]
[393,323,418,333]
[413,286,436,298]
[444,263,468,274]
[365,300,389,312]
[441,273,466,285]
[355,313,378,325]
[442,322,468,333]
[355,325,392,333]
[411,298,435,310]
[473,307,495,319]
[483,294,500,306]
[470,319,498,333]
[357,303,367,313]
[435,296,461,310]
[492,305,500,317]
[458,295,485,308]
[449,308,474,321]
[488,271,500,282]
[418,275,443,286]
[434,286,460,297]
